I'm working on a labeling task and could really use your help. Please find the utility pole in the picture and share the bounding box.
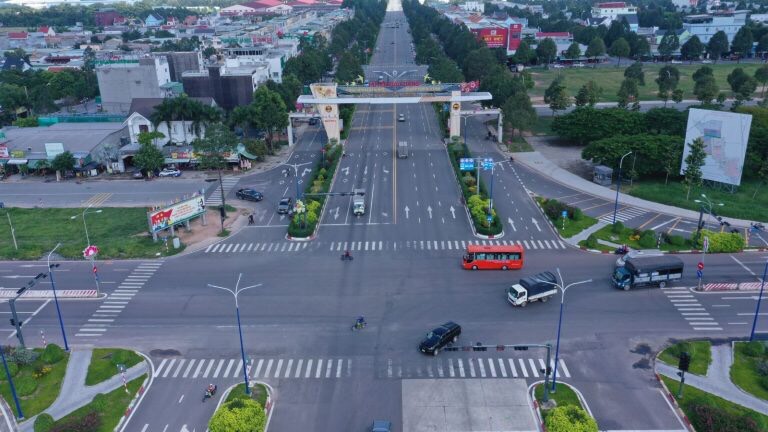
[10,273,47,348]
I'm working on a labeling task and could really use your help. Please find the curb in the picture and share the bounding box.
[528,381,596,432]
[654,370,695,431]
[116,351,155,432]
[214,381,275,431]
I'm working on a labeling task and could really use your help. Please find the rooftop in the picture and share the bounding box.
[2,122,125,156]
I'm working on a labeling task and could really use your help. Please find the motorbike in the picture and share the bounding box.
[340,253,354,261]
[202,385,217,402]
[614,246,629,255]
[351,320,367,331]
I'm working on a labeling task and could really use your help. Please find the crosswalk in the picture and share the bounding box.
[205,176,239,207]
[151,356,572,380]
[599,206,647,224]
[204,238,568,254]
[662,286,723,331]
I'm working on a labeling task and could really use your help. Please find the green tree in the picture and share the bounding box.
[230,105,254,139]
[758,34,768,56]
[513,40,534,64]
[728,67,758,103]
[133,131,166,176]
[617,78,639,109]
[463,48,498,81]
[208,398,266,432]
[632,37,651,59]
[706,30,729,62]
[552,107,645,144]
[682,137,707,200]
[51,150,75,180]
[335,51,363,84]
[681,35,704,63]
[565,42,581,59]
[609,37,630,67]
[756,65,768,97]
[656,65,680,105]
[672,88,684,103]
[536,38,557,65]
[624,61,645,85]
[644,107,686,136]
[544,405,598,432]
[692,66,713,82]
[502,92,536,137]
[731,26,753,59]
[574,81,602,107]
[544,76,570,115]
[251,86,289,152]
[693,74,719,104]
[193,123,238,230]
[585,37,606,67]
[658,32,680,59]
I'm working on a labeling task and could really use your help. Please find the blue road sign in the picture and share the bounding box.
[460,158,475,171]
[486,215,493,222]
[561,210,568,218]
[696,270,703,279]
[483,158,493,170]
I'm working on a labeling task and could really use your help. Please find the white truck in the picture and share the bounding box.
[506,271,558,307]
[397,141,408,158]
[352,188,366,216]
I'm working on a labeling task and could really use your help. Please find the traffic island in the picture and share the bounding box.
[85,349,144,386]
[534,197,598,239]
[210,382,273,432]
[532,382,598,432]
[731,341,768,401]
[0,344,69,421]
[658,340,712,376]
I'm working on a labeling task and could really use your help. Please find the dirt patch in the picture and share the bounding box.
[526,135,594,180]
[175,207,249,247]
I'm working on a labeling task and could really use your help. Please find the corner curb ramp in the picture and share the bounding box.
[0,290,97,299]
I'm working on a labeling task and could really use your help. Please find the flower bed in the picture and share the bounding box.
[287,141,342,238]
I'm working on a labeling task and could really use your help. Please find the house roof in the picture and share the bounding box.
[8,32,28,39]
[618,13,638,24]
[536,32,571,38]
[128,97,217,119]
[38,26,49,33]
[596,2,628,8]
[146,13,164,21]
[2,56,30,70]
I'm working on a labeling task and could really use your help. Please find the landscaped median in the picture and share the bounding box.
[446,136,503,237]
[209,383,272,432]
[731,341,768,402]
[533,382,597,432]
[534,197,597,239]
[0,344,68,420]
[0,208,182,260]
[85,348,144,386]
[287,140,342,239]
[658,340,712,376]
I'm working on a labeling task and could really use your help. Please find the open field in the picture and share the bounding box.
[530,63,765,103]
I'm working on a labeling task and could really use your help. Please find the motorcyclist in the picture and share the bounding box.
[355,316,366,329]
[206,383,216,396]
[343,250,352,260]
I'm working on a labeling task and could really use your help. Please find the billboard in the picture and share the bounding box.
[508,24,523,52]
[45,143,64,158]
[147,196,205,233]
[681,108,752,186]
[473,27,508,48]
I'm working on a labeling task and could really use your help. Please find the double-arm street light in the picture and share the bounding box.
[47,243,69,351]
[612,151,632,225]
[536,269,593,391]
[71,205,102,295]
[694,194,724,235]
[208,274,262,395]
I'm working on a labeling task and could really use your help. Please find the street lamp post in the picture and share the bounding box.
[750,258,768,341]
[0,345,23,420]
[3,210,17,250]
[47,243,69,351]
[694,194,724,236]
[536,269,593,391]
[208,274,261,395]
[71,205,103,296]
[282,161,313,227]
[612,151,632,225]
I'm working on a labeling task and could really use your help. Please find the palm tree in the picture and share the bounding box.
[150,99,174,142]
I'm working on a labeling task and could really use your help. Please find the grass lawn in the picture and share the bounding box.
[0,208,182,260]
[658,340,712,376]
[85,349,144,386]
[225,383,269,408]
[0,348,68,418]
[625,180,768,223]
[529,116,554,135]
[506,135,533,152]
[530,63,764,103]
[50,376,144,432]
[534,382,581,408]
[583,223,693,252]
[731,342,768,401]
[660,375,768,431]
[535,197,598,238]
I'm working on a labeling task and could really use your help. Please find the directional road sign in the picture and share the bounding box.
[460,158,475,171]
[483,158,493,170]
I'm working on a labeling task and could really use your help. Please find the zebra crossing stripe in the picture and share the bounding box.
[379,241,383,250]
[172,359,186,378]
[264,359,274,378]
[154,359,167,377]
[315,359,323,378]
[487,358,496,377]
[458,359,465,377]
[193,360,205,378]
[336,360,343,378]
[508,359,518,377]
[233,360,243,379]
[213,359,225,378]
[295,359,303,378]
[325,359,333,378]
[468,359,476,377]
[162,359,176,378]
[477,358,486,377]
[274,359,283,377]
[305,359,313,378]
[518,359,528,377]
[201,360,214,378]
[183,360,196,378]
[223,359,235,378]
[448,359,455,377]
[528,359,539,377]
[498,359,507,377]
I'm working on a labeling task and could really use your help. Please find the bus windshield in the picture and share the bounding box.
[462,244,525,270]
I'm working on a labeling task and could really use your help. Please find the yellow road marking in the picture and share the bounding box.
[666,217,682,234]
[637,213,662,230]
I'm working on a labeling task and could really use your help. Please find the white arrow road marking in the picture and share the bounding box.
[404,206,410,219]
[2,275,38,279]
[342,167,350,176]
[301,168,311,177]
[334,207,340,220]
[427,206,433,219]
[450,206,456,218]
[383,167,390,174]
[364,166,368,176]
[508,218,517,231]
[532,218,541,232]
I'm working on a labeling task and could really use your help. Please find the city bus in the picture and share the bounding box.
[462,244,525,270]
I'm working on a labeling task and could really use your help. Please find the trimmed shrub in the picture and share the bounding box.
[7,347,38,365]
[544,405,598,432]
[209,398,266,432]
[691,403,760,432]
[6,362,18,377]
[569,206,583,221]
[40,344,65,364]
[50,411,100,432]
[611,221,625,234]
[90,393,107,411]
[693,229,745,253]
[15,375,37,397]
[744,341,765,357]
[667,235,687,247]
[585,234,598,249]
[34,413,54,432]
[639,230,657,248]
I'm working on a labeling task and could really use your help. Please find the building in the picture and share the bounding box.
[145,13,165,28]
[153,51,204,82]
[123,97,218,146]
[94,9,124,27]
[0,122,128,176]
[592,2,638,20]
[182,60,270,110]
[224,47,287,82]
[96,57,172,114]
[682,11,747,44]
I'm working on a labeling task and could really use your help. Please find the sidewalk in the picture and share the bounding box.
[20,348,148,431]
[656,344,768,416]
[514,151,756,229]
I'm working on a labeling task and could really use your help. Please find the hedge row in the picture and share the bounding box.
[287,141,343,238]
[447,137,503,236]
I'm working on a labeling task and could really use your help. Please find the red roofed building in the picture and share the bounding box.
[94,9,124,27]
[8,32,28,40]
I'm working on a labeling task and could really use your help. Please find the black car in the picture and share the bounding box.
[277,197,293,214]
[419,322,461,356]
[236,188,263,202]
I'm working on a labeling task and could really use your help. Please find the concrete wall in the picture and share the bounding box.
[96,58,171,113]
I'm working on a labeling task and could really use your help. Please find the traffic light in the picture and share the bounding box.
[540,366,552,375]
[9,319,21,327]
[678,352,691,372]
[472,343,487,352]
[444,347,458,352]
[513,346,529,351]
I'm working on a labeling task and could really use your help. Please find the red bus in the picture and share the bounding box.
[462,244,524,270]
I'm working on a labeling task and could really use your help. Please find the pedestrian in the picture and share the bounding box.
[248,214,255,225]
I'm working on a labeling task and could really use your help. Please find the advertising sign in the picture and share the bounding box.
[473,27,508,48]
[147,196,205,233]
[0,145,8,158]
[45,143,64,158]
[10,150,25,158]
[681,109,752,186]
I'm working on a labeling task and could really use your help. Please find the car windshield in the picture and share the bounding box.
[280,199,289,205]
[508,287,520,299]
[614,267,630,281]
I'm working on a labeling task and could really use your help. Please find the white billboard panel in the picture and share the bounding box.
[680,108,751,186]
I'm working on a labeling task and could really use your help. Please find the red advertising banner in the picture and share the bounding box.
[473,27,508,48]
